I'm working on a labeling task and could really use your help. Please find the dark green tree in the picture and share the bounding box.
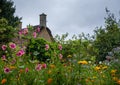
[93,9,120,61]
[0,0,21,27]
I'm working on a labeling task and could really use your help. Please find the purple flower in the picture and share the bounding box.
[9,43,16,49]
[45,44,49,50]
[1,45,7,51]
[4,67,10,74]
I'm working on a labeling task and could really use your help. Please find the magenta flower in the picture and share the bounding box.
[16,49,25,56]
[42,63,47,69]
[45,44,49,50]
[37,27,40,32]
[35,64,42,71]
[9,43,16,49]
[1,45,7,51]
[4,67,10,74]
[33,32,37,38]
[58,44,62,50]
[1,55,6,61]
[25,68,29,73]
[23,28,28,35]
[59,53,63,60]
[18,31,22,35]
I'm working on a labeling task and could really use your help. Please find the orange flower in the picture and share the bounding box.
[117,79,120,85]
[47,78,53,85]
[19,69,24,73]
[1,79,7,84]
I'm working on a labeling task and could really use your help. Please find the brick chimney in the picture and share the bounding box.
[40,13,47,27]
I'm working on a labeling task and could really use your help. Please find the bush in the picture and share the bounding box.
[26,38,52,62]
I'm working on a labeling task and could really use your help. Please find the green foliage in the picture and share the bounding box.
[0,0,21,27]
[0,18,15,44]
[26,38,51,62]
[93,9,120,61]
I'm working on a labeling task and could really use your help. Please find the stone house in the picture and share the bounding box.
[13,13,54,46]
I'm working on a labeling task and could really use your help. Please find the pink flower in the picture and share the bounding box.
[9,43,16,49]
[42,64,47,69]
[1,45,7,51]
[16,49,25,56]
[37,27,40,32]
[23,28,28,35]
[59,54,63,60]
[1,55,6,61]
[4,67,10,74]
[45,44,49,50]
[25,68,29,72]
[58,44,62,50]
[35,64,42,71]
[18,31,22,35]
[33,32,37,38]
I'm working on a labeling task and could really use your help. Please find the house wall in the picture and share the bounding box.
[38,28,53,42]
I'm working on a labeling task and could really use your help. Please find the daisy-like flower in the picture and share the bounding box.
[4,67,10,74]
[16,49,25,56]
[9,43,16,49]
[1,45,7,51]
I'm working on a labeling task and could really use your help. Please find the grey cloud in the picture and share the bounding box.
[13,0,120,38]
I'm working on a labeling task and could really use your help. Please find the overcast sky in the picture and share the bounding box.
[13,0,120,38]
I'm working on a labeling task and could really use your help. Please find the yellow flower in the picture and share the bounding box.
[10,66,16,69]
[1,79,7,84]
[47,78,53,85]
[112,77,118,81]
[111,69,117,74]
[93,76,97,79]
[48,70,52,74]
[94,66,101,71]
[67,55,72,58]
[78,60,88,65]
[102,66,107,70]
[50,64,55,69]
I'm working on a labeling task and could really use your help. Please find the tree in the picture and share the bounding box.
[93,9,120,61]
[0,18,15,43]
[0,0,21,27]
